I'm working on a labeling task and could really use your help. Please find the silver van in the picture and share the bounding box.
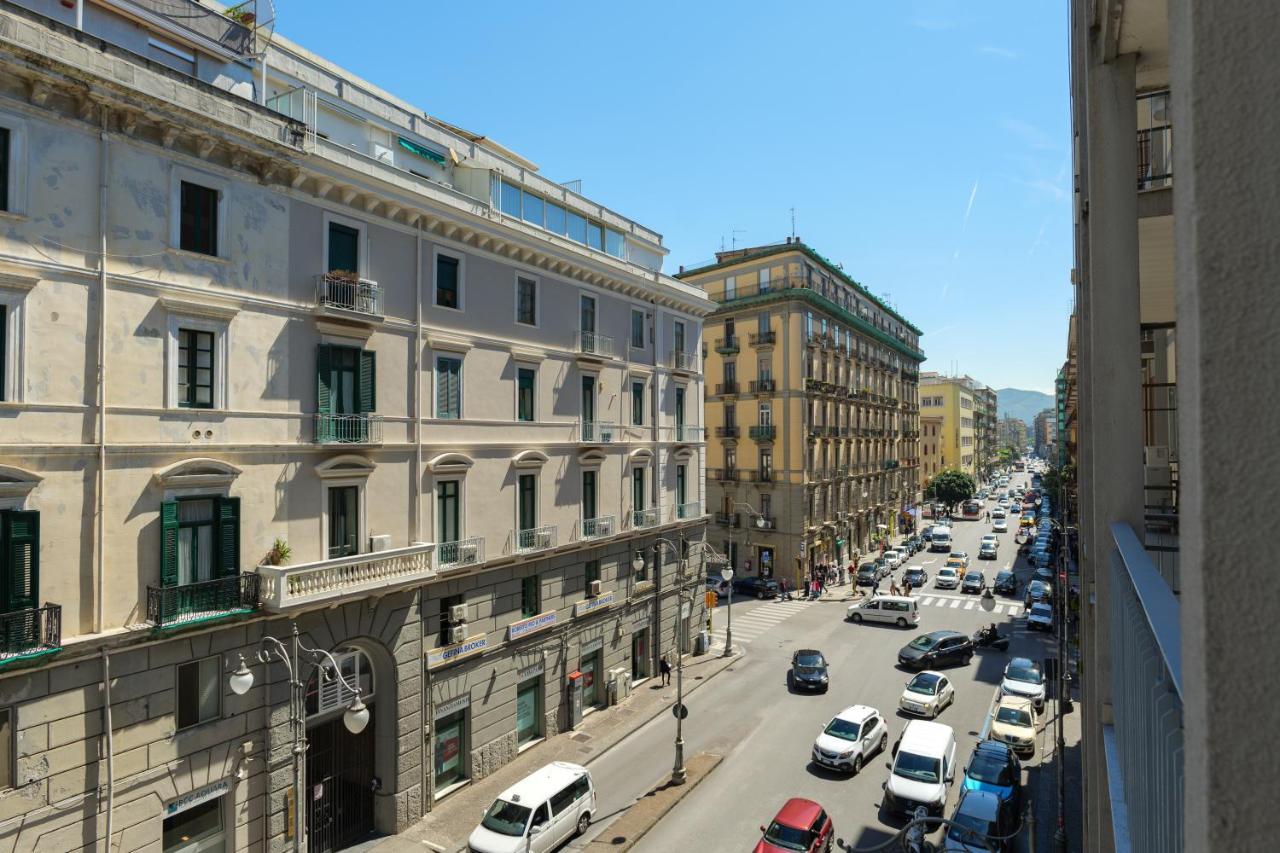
[468,762,595,853]
[846,595,920,628]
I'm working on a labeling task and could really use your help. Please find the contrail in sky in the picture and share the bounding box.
[961,180,980,232]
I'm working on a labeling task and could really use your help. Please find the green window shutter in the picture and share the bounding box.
[1,510,39,612]
[359,349,377,413]
[160,500,180,588]
[316,344,334,414]
[217,496,240,578]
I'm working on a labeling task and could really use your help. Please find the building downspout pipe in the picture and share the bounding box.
[101,649,115,851]
[415,221,432,812]
[96,124,108,636]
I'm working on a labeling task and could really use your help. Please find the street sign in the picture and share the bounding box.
[672,703,689,720]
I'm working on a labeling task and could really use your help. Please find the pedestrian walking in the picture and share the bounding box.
[903,579,912,596]
[779,578,789,600]
[659,653,671,686]
[889,582,899,597]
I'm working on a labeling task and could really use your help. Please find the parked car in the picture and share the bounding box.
[1024,580,1052,606]
[856,564,880,587]
[961,570,985,594]
[935,567,961,590]
[978,542,998,561]
[705,574,730,596]
[989,696,1037,757]
[897,630,974,670]
[884,550,904,570]
[942,790,1013,852]
[960,740,1022,818]
[1000,657,1046,713]
[1026,603,1054,632]
[733,576,779,599]
[993,570,1017,595]
[899,670,956,718]
[755,798,835,853]
[810,705,888,774]
[903,566,928,588]
[790,649,830,692]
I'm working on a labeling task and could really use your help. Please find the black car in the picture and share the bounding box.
[732,576,779,599]
[790,649,829,692]
[906,536,922,554]
[897,630,974,670]
[903,566,928,588]
[994,569,1017,595]
[1024,579,1053,606]
[961,570,985,594]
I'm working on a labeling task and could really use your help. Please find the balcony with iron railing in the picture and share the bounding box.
[631,507,659,529]
[716,425,740,439]
[579,421,617,443]
[1137,124,1173,191]
[436,537,484,571]
[257,545,433,611]
[755,515,777,530]
[515,525,557,554]
[148,574,260,628]
[710,468,740,483]
[714,335,740,354]
[714,512,740,527]
[749,330,776,347]
[715,381,740,396]
[0,604,62,668]
[749,379,776,395]
[674,424,704,443]
[581,516,615,540]
[670,350,699,373]
[314,414,384,444]
[579,331,615,359]
[130,0,257,54]
[676,501,702,520]
[749,469,775,485]
[749,424,776,441]
[315,274,383,318]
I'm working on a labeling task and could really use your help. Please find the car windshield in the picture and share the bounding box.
[967,754,1013,786]
[1006,663,1042,684]
[907,674,940,695]
[762,821,810,852]
[823,717,861,741]
[908,635,937,651]
[796,653,825,667]
[481,799,532,837]
[965,572,982,581]
[997,706,1033,727]
[1032,605,1052,617]
[894,751,942,783]
[939,568,957,577]
[947,811,994,843]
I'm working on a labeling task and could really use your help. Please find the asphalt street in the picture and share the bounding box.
[563,473,1059,852]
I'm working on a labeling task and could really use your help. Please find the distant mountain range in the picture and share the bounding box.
[996,388,1054,426]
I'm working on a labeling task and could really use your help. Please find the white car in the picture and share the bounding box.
[899,670,955,718]
[992,518,1009,533]
[989,696,1037,757]
[935,567,960,590]
[884,550,904,570]
[1001,657,1046,713]
[810,704,889,774]
[1027,603,1054,631]
[991,508,1007,520]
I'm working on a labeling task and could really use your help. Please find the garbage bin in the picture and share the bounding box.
[694,630,710,655]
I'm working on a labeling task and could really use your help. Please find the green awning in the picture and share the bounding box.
[398,137,446,165]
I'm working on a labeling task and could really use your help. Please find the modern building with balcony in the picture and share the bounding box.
[678,240,924,587]
[1068,1,1278,851]
[0,3,711,851]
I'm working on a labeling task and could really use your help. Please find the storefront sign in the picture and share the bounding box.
[573,590,617,617]
[165,779,230,816]
[435,693,471,717]
[508,610,557,641]
[517,660,545,680]
[580,636,604,654]
[427,634,488,670]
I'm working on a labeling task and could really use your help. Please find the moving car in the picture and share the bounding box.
[903,566,928,588]
[978,542,998,561]
[856,564,880,587]
[897,630,974,670]
[881,720,957,818]
[468,762,595,853]
[929,526,953,552]
[790,649,830,692]
[1027,603,1054,632]
[935,567,961,590]
[1000,657,1046,712]
[980,535,999,550]
[884,550,904,570]
[943,790,1013,852]
[960,741,1022,817]
[811,705,888,774]
[705,574,730,596]
[899,671,956,718]
[992,518,1009,533]
[989,696,1037,757]
[993,569,1017,595]
[991,508,1007,520]
[755,798,835,853]
[949,551,970,567]
[734,576,780,599]
[961,570,985,594]
[846,595,919,628]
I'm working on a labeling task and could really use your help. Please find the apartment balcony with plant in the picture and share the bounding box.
[436,537,484,571]
[315,272,383,318]
[257,544,434,612]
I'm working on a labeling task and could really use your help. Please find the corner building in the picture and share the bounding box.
[677,240,924,588]
[0,3,711,851]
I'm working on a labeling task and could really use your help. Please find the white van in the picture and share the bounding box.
[928,526,952,552]
[881,720,957,817]
[846,595,920,628]
[468,762,596,853]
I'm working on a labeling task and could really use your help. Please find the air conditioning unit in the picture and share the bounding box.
[448,623,467,644]
[588,579,602,598]
[535,530,553,549]
[369,534,392,553]
[457,543,479,564]
[449,604,468,623]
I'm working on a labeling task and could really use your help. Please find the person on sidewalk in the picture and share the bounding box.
[659,654,671,686]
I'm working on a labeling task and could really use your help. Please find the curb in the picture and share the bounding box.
[582,752,723,852]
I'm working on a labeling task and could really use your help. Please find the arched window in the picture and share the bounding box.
[305,647,375,718]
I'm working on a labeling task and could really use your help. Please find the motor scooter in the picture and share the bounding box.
[972,626,1010,652]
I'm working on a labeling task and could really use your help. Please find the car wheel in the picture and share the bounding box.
[852,755,862,775]
[879,733,888,754]
[576,812,591,836]
[963,652,973,665]
[852,613,863,623]
[896,617,907,628]
[757,591,766,600]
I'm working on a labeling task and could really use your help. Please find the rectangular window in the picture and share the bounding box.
[328,485,359,559]
[759,357,772,382]
[179,182,218,256]
[632,467,645,513]
[327,221,359,274]
[579,295,596,334]
[177,328,215,409]
[521,191,544,227]
[759,267,771,291]
[759,402,772,426]
[175,657,220,730]
[175,498,216,584]
[518,474,537,531]
[757,312,770,335]
[517,367,535,422]
[631,309,645,349]
[147,36,195,75]
[673,321,685,354]
[516,677,542,745]
[317,344,375,421]
[163,796,224,853]
[631,381,644,426]
[582,470,597,520]
[436,356,462,419]
[436,254,461,309]
[516,277,537,326]
[437,481,459,543]
[586,221,604,251]
[545,202,567,235]
[676,464,687,505]
[723,403,736,429]
[605,229,625,258]
[760,451,773,479]
[500,181,522,217]
[0,707,10,790]
[567,211,588,244]
[675,386,686,427]
[584,560,600,587]
[521,574,540,617]
[724,275,737,299]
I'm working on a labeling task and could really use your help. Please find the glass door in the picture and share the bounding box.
[580,295,596,335]
[328,486,358,558]
[437,481,459,543]
[582,471,597,520]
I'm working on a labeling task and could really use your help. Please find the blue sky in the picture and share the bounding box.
[275,0,1071,393]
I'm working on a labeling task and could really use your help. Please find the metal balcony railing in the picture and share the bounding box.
[749,469,774,484]
[1108,522,1183,853]
[749,379,776,394]
[676,501,702,520]
[714,512,740,527]
[756,515,777,530]
[579,331,615,358]
[716,425,740,439]
[436,537,484,571]
[674,424,704,443]
[631,508,659,528]
[0,604,62,665]
[315,274,383,316]
[1137,125,1173,191]
[580,421,616,443]
[749,424,776,441]
[147,574,259,629]
[516,525,557,554]
[581,516,615,540]
[131,0,255,54]
[715,381,740,396]
[671,350,700,372]
[314,414,384,444]
[257,545,433,611]
[713,336,740,354]
[749,330,776,346]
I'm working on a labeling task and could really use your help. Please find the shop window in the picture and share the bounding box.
[162,796,224,853]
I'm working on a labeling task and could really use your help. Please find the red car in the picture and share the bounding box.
[755,798,834,853]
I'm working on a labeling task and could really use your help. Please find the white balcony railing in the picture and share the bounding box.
[580,421,616,443]
[670,350,699,372]
[257,544,434,612]
[676,501,702,520]
[516,525,557,554]
[632,508,659,528]
[582,516,615,540]
[579,331,615,358]
[436,537,484,571]
[674,424,704,443]
[315,274,383,317]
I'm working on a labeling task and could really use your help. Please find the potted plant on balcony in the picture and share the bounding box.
[225,4,257,25]
[263,537,292,567]
[327,269,359,283]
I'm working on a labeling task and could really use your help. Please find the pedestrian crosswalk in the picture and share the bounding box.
[709,599,810,651]
[914,593,1025,616]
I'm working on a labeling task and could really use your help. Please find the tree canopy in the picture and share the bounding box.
[929,469,977,511]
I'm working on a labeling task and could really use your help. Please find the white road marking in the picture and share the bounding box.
[950,599,962,609]
[920,596,935,606]
[964,600,976,610]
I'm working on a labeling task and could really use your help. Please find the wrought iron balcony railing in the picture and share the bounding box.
[579,331,615,358]
[436,537,484,571]
[670,350,699,372]
[0,604,61,666]
[579,421,617,443]
[314,414,384,444]
[315,274,383,317]
[147,574,259,629]
[714,336,740,354]
[749,425,776,441]
[749,379,776,394]
[516,525,557,554]
[631,507,659,528]
[581,516,615,540]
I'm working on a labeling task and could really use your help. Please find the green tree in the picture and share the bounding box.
[929,469,977,514]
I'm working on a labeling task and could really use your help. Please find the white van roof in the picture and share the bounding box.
[495,762,588,805]
[899,720,955,755]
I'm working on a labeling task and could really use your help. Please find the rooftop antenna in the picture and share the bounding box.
[790,207,797,239]
[731,228,746,250]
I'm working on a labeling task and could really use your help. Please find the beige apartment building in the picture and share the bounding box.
[676,240,924,585]
[0,3,712,851]
[920,415,944,482]
[919,373,977,478]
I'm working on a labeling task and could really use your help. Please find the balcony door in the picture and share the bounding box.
[582,471,597,521]
[328,486,359,559]
[580,295,596,336]
[317,345,375,442]
[676,465,687,506]
[177,499,216,585]
[632,468,645,514]
[582,375,596,423]
[437,481,460,544]
[673,321,685,355]
[675,386,686,427]
[518,474,537,532]
[327,222,360,275]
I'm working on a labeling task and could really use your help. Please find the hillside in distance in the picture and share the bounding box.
[996,388,1054,426]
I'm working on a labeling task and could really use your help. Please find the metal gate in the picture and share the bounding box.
[306,714,375,853]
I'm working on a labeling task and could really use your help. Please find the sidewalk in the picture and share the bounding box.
[369,649,738,853]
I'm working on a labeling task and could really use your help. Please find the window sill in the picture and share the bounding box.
[0,210,28,223]
[167,247,233,265]
[433,778,471,802]
[516,736,545,754]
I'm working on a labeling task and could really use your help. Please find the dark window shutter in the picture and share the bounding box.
[316,344,333,414]
[359,349,377,413]
[160,500,179,588]
[1,509,38,611]
[217,496,240,577]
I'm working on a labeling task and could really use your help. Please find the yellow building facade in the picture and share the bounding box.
[919,373,978,478]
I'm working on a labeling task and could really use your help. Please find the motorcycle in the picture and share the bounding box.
[972,627,1010,652]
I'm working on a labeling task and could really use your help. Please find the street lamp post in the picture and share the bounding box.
[228,623,370,851]
[722,502,765,658]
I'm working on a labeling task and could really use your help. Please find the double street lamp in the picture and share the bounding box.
[228,623,369,850]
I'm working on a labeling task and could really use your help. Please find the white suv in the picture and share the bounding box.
[1000,657,1046,713]
[811,705,889,774]
[935,567,960,590]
